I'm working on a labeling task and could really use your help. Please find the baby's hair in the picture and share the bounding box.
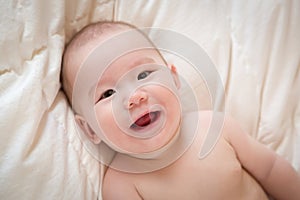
[65,21,136,49]
[61,20,167,106]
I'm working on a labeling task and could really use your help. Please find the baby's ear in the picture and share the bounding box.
[75,114,101,144]
[168,64,181,89]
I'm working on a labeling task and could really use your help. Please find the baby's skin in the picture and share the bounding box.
[61,21,300,200]
[103,111,269,200]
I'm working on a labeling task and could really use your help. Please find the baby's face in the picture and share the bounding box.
[93,48,182,154]
[70,27,182,154]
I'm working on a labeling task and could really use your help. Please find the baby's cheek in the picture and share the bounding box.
[157,87,179,103]
[95,106,114,129]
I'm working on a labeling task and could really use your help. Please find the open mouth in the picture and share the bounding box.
[130,111,160,130]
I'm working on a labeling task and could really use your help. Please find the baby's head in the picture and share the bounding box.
[62,21,134,103]
[61,21,182,155]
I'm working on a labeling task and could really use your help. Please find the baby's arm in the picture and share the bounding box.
[225,117,300,200]
[102,168,142,200]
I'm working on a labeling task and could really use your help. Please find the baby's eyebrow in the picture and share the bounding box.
[94,57,157,90]
[129,57,156,68]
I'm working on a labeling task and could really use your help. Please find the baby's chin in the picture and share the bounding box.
[122,123,181,158]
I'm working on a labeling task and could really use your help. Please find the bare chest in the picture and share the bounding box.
[134,138,268,200]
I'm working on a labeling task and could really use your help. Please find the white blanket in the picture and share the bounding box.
[0,0,299,199]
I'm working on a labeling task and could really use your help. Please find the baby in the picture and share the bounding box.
[61,21,300,199]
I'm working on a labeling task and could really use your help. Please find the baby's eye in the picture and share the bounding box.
[99,89,115,101]
[137,71,152,80]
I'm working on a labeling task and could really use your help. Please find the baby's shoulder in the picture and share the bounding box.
[102,167,138,198]
[103,167,133,185]
[182,111,242,149]
[184,110,240,135]
[182,110,227,135]
[183,110,225,124]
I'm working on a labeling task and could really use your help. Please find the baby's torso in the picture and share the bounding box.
[131,136,268,200]
[105,112,269,199]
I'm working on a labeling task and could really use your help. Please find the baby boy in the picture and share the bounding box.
[61,21,300,199]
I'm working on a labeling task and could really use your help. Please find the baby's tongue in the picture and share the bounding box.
[135,113,152,127]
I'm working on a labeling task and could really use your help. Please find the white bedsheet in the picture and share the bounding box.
[0,0,299,199]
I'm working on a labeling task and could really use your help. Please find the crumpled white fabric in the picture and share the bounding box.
[0,0,113,199]
[0,0,299,199]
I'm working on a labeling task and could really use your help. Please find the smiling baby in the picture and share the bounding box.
[61,21,300,200]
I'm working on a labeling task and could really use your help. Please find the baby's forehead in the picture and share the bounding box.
[67,27,129,81]
[75,23,131,46]
[78,30,163,73]
[72,26,166,89]
[108,56,154,72]
[83,25,137,49]
[96,50,165,80]
[74,26,150,67]
[70,25,135,62]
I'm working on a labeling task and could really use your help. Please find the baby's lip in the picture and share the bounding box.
[130,111,161,130]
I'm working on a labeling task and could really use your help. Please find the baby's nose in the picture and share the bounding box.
[127,90,148,109]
